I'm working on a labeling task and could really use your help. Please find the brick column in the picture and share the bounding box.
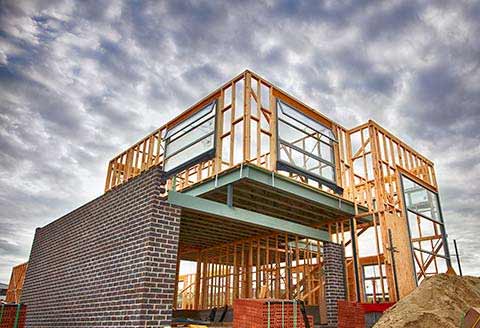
[323,241,346,327]
[143,198,181,326]
[22,167,181,327]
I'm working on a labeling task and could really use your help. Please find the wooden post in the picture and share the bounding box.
[247,241,253,298]
[275,235,280,298]
[269,85,277,170]
[214,88,224,174]
[233,243,239,300]
[194,252,202,310]
[285,233,291,299]
[244,71,252,161]
[202,261,208,308]
[256,238,261,297]
[225,246,231,305]
[173,257,180,310]
[318,240,327,324]
[350,218,361,302]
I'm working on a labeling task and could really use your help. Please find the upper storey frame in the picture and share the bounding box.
[104,70,438,205]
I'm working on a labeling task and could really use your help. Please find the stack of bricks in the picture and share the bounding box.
[233,299,314,328]
[0,304,27,328]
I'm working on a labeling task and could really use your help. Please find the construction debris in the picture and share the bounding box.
[374,274,480,328]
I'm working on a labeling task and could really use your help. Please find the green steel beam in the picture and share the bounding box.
[181,164,367,217]
[168,191,331,242]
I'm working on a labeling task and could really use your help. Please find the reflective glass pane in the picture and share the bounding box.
[402,176,441,221]
[278,100,335,140]
[164,99,217,173]
[277,100,339,185]
[407,211,420,239]
[278,120,308,144]
[278,122,334,166]
[166,101,216,138]
[279,144,335,182]
[320,141,333,163]
[164,134,214,172]
[321,165,334,181]
[166,117,215,157]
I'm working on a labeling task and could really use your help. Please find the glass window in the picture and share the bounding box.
[278,100,336,141]
[277,100,337,184]
[166,101,215,139]
[165,134,214,172]
[164,101,217,174]
[402,175,441,222]
[166,117,215,157]
[401,174,449,282]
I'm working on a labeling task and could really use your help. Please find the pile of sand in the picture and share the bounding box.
[374,274,480,328]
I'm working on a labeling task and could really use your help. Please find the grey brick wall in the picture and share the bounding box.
[22,167,180,327]
[323,241,346,327]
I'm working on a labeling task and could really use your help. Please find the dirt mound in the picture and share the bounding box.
[374,274,480,328]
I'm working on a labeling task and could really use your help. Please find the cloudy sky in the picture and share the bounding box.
[0,0,479,283]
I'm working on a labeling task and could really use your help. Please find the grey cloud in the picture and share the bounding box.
[363,1,422,41]
[334,49,398,95]
[0,239,27,258]
[269,0,376,27]
[401,63,480,141]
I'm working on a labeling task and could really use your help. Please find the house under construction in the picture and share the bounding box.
[21,70,452,327]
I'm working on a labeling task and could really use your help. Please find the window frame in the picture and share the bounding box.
[275,99,342,194]
[163,99,218,177]
[399,173,451,285]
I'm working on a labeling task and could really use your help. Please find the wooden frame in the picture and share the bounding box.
[104,70,451,305]
[176,232,325,312]
[6,262,28,303]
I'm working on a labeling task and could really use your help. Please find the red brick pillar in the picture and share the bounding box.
[323,241,346,327]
